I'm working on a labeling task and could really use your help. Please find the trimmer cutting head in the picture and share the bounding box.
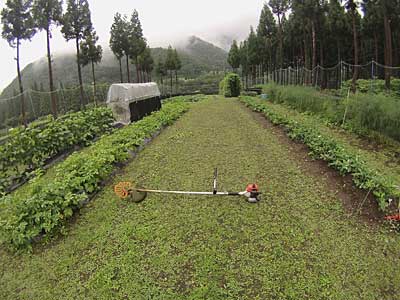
[114,182,148,203]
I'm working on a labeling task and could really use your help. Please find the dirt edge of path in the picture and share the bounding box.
[245,106,386,227]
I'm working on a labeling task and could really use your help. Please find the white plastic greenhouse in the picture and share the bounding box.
[106,82,161,124]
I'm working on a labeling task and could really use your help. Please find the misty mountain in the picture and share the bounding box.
[1,36,228,98]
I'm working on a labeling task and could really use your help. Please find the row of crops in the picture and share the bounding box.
[0,100,190,250]
[261,83,400,142]
[0,84,111,131]
[240,96,400,212]
[0,107,114,195]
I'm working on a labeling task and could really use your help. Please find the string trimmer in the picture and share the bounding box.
[114,168,261,203]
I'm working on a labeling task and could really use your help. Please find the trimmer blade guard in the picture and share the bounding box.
[129,188,147,203]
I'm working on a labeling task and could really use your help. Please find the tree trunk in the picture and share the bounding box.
[303,31,310,85]
[16,39,27,127]
[119,58,123,83]
[373,31,379,63]
[320,40,325,89]
[170,70,173,96]
[351,11,359,93]
[311,20,317,86]
[383,14,392,90]
[91,59,97,106]
[126,55,131,83]
[135,57,140,83]
[46,27,57,117]
[278,14,283,68]
[175,70,178,93]
[76,37,85,108]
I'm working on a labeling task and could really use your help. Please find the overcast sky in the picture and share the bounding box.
[0,0,263,92]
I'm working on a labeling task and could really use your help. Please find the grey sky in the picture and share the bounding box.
[0,0,263,92]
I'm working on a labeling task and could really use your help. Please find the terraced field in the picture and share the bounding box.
[1,96,399,299]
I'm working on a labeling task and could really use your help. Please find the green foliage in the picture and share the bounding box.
[3,96,400,298]
[0,106,114,195]
[219,73,241,97]
[246,27,260,66]
[138,46,154,74]
[241,95,400,211]
[1,0,36,47]
[165,45,176,71]
[173,48,182,71]
[346,92,400,140]
[342,79,400,97]
[109,12,126,61]
[127,9,146,62]
[256,3,276,67]
[61,0,92,42]
[263,83,400,141]
[227,40,240,70]
[32,0,62,31]
[155,59,167,80]
[79,30,102,67]
[0,101,190,250]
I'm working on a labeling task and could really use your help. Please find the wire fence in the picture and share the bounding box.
[242,60,400,95]
[0,75,222,135]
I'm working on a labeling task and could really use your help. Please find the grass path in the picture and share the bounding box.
[1,96,400,299]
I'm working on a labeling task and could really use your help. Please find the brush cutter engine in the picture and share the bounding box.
[114,168,261,203]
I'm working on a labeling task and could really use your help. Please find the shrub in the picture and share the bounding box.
[219,73,241,97]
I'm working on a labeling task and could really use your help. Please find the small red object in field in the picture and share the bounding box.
[384,214,400,221]
[246,183,259,193]
[114,182,132,199]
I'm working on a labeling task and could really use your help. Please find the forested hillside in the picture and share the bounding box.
[0,36,227,98]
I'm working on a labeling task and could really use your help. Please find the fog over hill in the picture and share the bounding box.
[0,0,262,91]
[0,36,228,99]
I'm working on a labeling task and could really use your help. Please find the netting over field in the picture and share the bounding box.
[0,83,110,133]
[242,60,400,96]
[0,73,223,133]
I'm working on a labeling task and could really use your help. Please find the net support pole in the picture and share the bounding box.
[371,60,375,93]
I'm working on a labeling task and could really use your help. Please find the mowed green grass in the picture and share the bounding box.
[1,96,399,299]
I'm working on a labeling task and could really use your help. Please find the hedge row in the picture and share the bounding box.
[0,107,114,195]
[240,96,399,211]
[0,100,190,250]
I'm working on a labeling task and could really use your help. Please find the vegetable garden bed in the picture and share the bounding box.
[0,100,190,250]
[0,107,114,195]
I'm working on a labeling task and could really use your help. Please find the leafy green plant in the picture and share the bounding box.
[342,79,400,97]
[0,100,190,250]
[219,73,241,97]
[0,107,114,195]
